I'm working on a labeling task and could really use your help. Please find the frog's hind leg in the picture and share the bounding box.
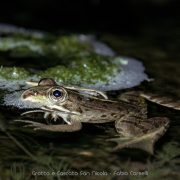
[140,92,180,111]
[109,115,169,154]
[120,91,180,110]
[14,119,82,132]
[118,91,146,106]
[118,91,147,117]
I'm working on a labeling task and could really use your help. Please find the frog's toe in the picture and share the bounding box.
[107,137,132,151]
[107,137,130,143]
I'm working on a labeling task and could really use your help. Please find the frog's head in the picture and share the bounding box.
[21,78,106,115]
[21,78,68,107]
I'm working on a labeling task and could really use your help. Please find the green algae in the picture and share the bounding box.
[0,33,118,84]
[53,35,92,58]
[0,66,30,80]
[0,56,117,85]
[0,35,92,59]
[39,54,117,84]
[0,37,45,57]
[0,54,117,84]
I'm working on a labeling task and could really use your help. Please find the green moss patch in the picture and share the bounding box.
[39,54,118,84]
[0,66,30,80]
[0,33,119,85]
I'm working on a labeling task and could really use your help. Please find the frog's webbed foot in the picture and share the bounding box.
[108,130,161,154]
[14,119,82,132]
[112,116,169,154]
[21,106,79,125]
[108,137,137,151]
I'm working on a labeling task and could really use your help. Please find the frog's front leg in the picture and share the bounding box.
[109,115,169,154]
[15,119,82,132]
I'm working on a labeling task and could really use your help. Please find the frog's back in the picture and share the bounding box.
[64,91,137,123]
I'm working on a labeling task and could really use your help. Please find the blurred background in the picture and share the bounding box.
[0,0,179,34]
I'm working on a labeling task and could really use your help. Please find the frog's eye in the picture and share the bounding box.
[52,90,62,98]
[48,87,68,103]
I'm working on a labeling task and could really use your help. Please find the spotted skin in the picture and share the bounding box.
[16,78,175,154]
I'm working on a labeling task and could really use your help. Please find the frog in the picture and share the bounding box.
[15,78,179,154]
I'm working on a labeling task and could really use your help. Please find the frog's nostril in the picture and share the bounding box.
[22,93,27,99]
[21,93,29,99]
[21,91,33,99]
